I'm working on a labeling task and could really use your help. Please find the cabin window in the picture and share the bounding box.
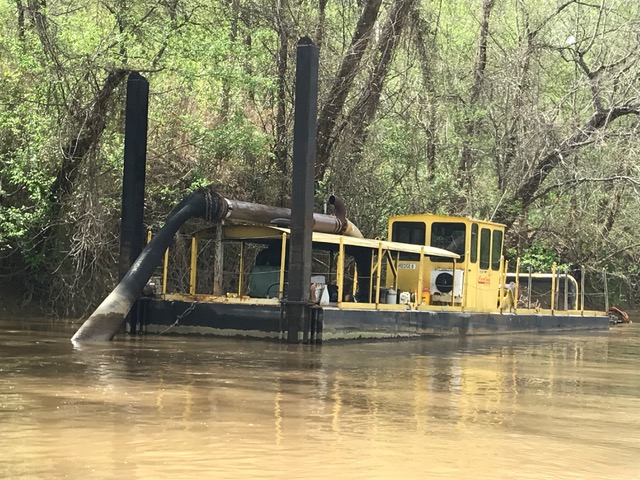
[479,228,491,269]
[430,222,466,262]
[470,223,478,263]
[392,221,425,245]
[391,221,425,260]
[491,230,503,271]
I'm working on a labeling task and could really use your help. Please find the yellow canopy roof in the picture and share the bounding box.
[196,224,459,259]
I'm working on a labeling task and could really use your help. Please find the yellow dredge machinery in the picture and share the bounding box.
[133,210,609,342]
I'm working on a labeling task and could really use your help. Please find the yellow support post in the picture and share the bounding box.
[514,257,521,313]
[237,242,244,297]
[279,233,287,299]
[451,259,457,307]
[499,256,506,312]
[146,230,152,244]
[417,247,424,307]
[374,242,383,306]
[162,247,169,295]
[337,237,345,303]
[394,251,400,291]
[504,260,509,311]
[580,265,585,314]
[337,236,345,304]
[189,237,198,295]
[551,262,557,314]
[352,263,358,300]
[564,270,569,311]
[369,251,375,303]
[462,249,469,310]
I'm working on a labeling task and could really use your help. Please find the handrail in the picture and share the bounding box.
[161,227,467,308]
[506,268,581,312]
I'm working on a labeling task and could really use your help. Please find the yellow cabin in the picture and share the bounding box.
[387,214,506,312]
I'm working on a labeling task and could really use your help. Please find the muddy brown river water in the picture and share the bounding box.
[0,316,639,479]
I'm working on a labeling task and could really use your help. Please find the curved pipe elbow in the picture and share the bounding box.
[328,194,345,226]
[343,220,363,239]
[328,194,348,235]
[328,194,363,238]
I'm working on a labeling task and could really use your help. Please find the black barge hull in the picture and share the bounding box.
[136,298,610,341]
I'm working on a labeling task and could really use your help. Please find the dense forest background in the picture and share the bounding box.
[1,0,639,315]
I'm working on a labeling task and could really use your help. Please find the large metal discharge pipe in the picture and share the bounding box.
[71,186,361,344]
[221,194,362,238]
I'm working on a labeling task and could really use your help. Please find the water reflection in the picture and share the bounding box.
[0,317,639,479]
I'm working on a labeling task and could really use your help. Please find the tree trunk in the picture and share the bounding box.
[221,0,240,119]
[600,162,630,238]
[315,0,383,183]
[15,0,25,40]
[411,7,438,180]
[496,25,533,193]
[316,0,329,50]
[36,69,128,256]
[458,0,495,189]
[347,0,418,153]
[274,0,289,205]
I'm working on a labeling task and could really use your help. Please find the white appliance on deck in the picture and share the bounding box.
[430,268,464,303]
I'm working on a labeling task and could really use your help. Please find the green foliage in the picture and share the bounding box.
[517,244,569,273]
[0,0,639,312]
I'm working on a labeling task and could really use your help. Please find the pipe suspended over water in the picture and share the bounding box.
[71,186,362,344]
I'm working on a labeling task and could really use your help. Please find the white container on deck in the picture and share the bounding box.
[310,276,330,305]
[399,291,411,305]
[386,289,397,304]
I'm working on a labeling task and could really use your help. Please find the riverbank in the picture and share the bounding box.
[0,283,48,318]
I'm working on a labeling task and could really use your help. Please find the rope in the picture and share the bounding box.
[155,302,196,336]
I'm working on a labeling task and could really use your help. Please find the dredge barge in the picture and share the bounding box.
[132,202,609,342]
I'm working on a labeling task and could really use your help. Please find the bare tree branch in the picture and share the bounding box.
[496,104,640,228]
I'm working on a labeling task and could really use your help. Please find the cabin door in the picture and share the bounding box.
[475,228,503,311]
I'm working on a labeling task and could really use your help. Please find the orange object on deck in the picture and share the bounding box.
[608,306,630,324]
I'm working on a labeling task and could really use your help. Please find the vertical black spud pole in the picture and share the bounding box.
[119,72,148,335]
[285,37,319,343]
[119,72,149,282]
